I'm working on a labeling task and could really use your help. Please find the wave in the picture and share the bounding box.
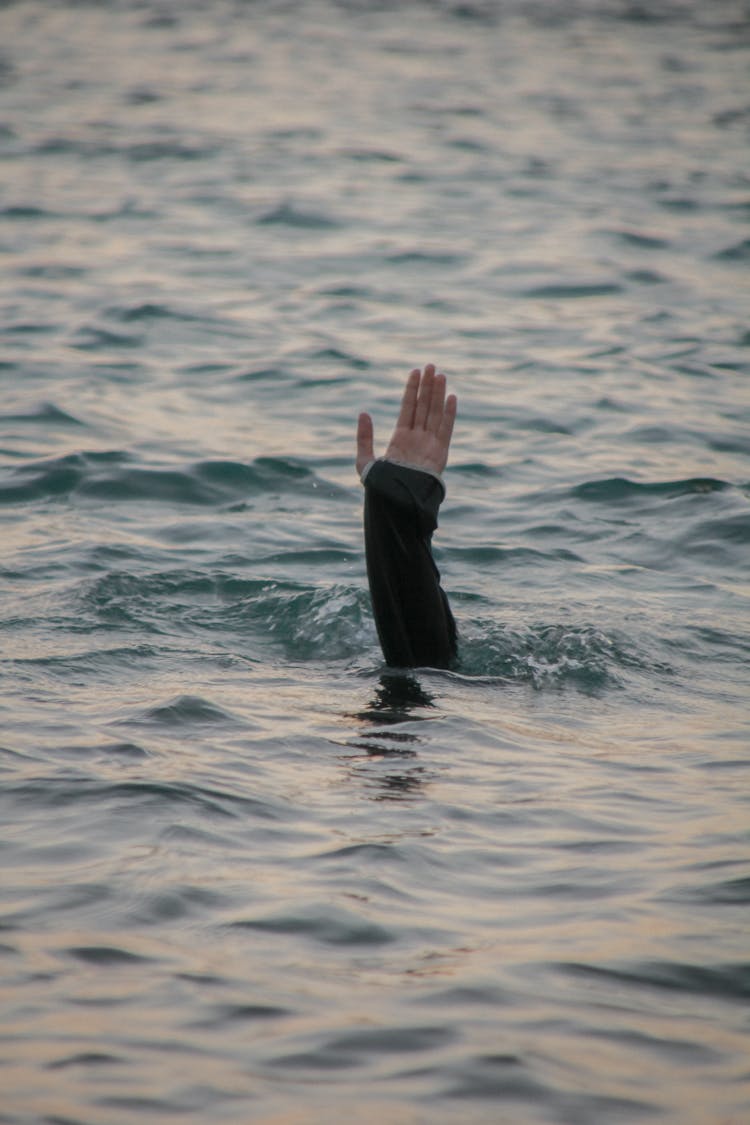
[454,620,666,687]
[229,904,395,947]
[77,570,376,658]
[516,281,622,299]
[714,237,750,262]
[32,135,217,162]
[2,776,280,821]
[258,202,340,228]
[3,552,671,685]
[559,959,750,1003]
[127,694,242,728]
[570,475,731,503]
[0,453,336,507]
[100,569,668,683]
[1,402,86,428]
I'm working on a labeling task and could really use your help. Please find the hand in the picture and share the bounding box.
[356,364,457,478]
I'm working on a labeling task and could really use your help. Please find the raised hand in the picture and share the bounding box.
[356,364,457,478]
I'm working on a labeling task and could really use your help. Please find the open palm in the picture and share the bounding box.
[356,365,457,478]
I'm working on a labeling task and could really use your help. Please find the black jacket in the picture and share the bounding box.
[362,459,457,669]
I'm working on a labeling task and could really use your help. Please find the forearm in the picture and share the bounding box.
[363,459,457,669]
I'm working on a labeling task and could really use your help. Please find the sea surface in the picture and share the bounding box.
[1,1,749,1122]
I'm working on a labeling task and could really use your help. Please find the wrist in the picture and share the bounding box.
[361,457,445,495]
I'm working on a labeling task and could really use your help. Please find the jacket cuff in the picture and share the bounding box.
[360,457,445,497]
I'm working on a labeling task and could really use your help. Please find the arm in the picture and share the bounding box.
[356,365,458,669]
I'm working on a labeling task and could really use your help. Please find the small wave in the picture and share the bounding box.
[625,268,668,285]
[240,582,376,661]
[386,250,463,266]
[560,959,750,1003]
[456,621,659,687]
[235,365,291,383]
[571,476,730,504]
[72,326,143,350]
[452,461,504,476]
[47,1052,125,1070]
[0,205,51,220]
[79,570,375,660]
[128,694,240,727]
[1,402,85,427]
[108,302,202,323]
[276,1024,453,1072]
[33,136,216,162]
[607,228,671,249]
[714,237,750,262]
[258,203,339,228]
[677,512,750,566]
[82,569,224,632]
[5,777,280,821]
[67,945,151,966]
[517,281,622,299]
[78,565,670,679]
[126,140,216,162]
[0,453,328,507]
[193,456,319,497]
[306,347,371,370]
[229,904,394,947]
[669,874,750,907]
[8,646,161,678]
[188,1002,290,1030]
[125,85,162,105]
[341,147,402,162]
[444,545,581,567]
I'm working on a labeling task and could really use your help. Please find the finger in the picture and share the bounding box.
[395,368,420,430]
[356,411,374,474]
[413,363,435,430]
[426,371,446,433]
[437,393,457,459]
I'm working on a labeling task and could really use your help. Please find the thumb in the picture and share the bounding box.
[356,412,374,477]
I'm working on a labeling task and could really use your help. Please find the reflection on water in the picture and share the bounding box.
[340,674,434,799]
[354,672,435,723]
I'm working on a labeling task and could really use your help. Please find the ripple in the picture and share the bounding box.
[714,237,750,261]
[456,622,658,686]
[589,1025,722,1064]
[258,202,339,228]
[559,959,750,1002]
[78,570,373,658]
[129,694,240,727]
[230,905,395,947]
[0,453,327,507]
[67,945,152,966]
[47,1051,125,1070]
[0,403,86,428]
[608,228,672,249]
[670,874,750,906]
[188,1002,290,1030]
[385,250,463,266]
[109,302,203,323]
[273,1024,454,1070]
[0,205,51,220]
[571,476,730,503]
[517,282,622,299]
[305,346,371,370]
[4,778,280,821]
[445,544,582,567]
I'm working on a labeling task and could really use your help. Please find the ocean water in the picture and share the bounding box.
[1,1,749,1122]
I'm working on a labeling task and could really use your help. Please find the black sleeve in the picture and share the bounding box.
[363,459,457,669]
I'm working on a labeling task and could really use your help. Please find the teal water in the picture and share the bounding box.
[1,2,749,1122]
